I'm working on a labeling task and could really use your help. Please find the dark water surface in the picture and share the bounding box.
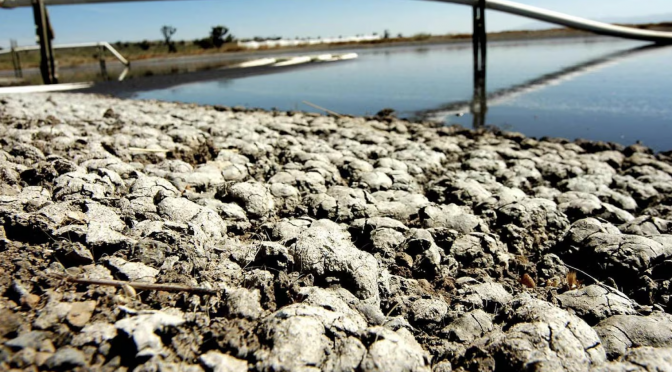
[132,38,672,152]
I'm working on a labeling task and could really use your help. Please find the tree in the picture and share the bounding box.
[210,25,230,48]
[139,40,151,51]
[194,37,214,49]
[383,30,391,39]
[161,25,177,53]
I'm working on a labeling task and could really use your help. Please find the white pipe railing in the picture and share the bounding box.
[1,42,129,66]
[1,0,671,43]
[0,0,178,6]
[0,41,130,81]
[426,0,672,43]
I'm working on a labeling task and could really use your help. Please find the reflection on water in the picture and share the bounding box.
[420,43,668,128]
[133,38,672,151]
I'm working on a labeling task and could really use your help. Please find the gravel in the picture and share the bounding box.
[0,92,671,371]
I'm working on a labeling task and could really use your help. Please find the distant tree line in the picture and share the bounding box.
[194,26,235,49]
[108,26,427,54]
[111,25,238,53]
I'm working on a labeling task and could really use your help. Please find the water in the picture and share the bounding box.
[131,38,672,152]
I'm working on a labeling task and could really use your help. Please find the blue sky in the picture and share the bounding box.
[1,0,672,48]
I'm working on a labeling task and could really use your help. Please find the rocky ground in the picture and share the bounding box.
[0,93,671,372]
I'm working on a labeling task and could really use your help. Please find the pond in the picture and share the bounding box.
[130,38,672,151]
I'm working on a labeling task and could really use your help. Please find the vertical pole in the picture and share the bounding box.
[16,51,23,79]
[32,0,58,84]
[471,0,487,129]
[10,39,23,79]
[98,45,109,81]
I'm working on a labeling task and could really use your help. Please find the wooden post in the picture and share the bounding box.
[471,0,487,129]
[98,45,108,81]
[10,39,23,79]
[32,0,58,84]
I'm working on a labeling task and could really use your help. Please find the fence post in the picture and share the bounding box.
[471,0,487,129]
[10,39,23,79]
[31,0,58,84]
[98,45,108,81]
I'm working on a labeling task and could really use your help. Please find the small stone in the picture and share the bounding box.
[11,347,37,368]
[67,301,97,328]
[115,310,185,357]
[225,288,263,320]
[33,296,73,330]
[54,241,94,266]
[356,303,386,326]
[6,331,48,350]
[20,293,41,309]
[72,322,117,346]
[104,256,159,283]
[0,310,22,337]
[44,347,87,370]
[411,298,448,325]
[199,350,248,372]
[35,351,53,367]
[39,339,56,353]
[396,252,414,268]
[433,360,452,372]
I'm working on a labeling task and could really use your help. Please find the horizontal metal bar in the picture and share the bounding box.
[0,41,130,66]
[1,0,185,7]
[426,0,672,43]
[3,0,670,43]
[0,81,93,93]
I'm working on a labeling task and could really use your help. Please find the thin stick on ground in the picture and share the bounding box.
[302,100,342,117]
[562,263,635,305]
[51,273,218,295]
[127,147,170,153]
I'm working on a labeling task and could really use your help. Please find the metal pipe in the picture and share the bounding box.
[2,0,671,43]
[1,0,183,6]
[426,0,672,43]
[1,41,130,66]
[101,42,129,66]
[0,40,130,81]
[2,0,672,43]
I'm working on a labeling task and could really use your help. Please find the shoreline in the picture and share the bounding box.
[1,26,661,79]
[0,92,672,371]
[59,35,641,96]
[70,56,360,96]
[3,22,672,73]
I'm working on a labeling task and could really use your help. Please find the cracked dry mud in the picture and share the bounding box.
[0,93,672,372]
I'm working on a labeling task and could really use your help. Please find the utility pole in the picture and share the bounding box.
[471,0,487,129]
[32,0,58,84]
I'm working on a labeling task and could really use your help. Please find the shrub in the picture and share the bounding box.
[139,40,151,51]
[194,37,214,49]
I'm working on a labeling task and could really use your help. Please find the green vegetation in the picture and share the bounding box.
[194,25,234,49]
[1,21,670,72]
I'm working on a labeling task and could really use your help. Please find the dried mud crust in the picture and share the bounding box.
[0,93,671,372]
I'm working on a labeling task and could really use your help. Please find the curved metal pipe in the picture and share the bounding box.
[426,0,672,43]
[2,0,671,43]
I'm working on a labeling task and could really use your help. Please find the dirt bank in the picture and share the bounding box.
[0,93,671,371]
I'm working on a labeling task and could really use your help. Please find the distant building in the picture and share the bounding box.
[237,34,382,49]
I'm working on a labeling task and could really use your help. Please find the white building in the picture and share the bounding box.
[237,34,382,49]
